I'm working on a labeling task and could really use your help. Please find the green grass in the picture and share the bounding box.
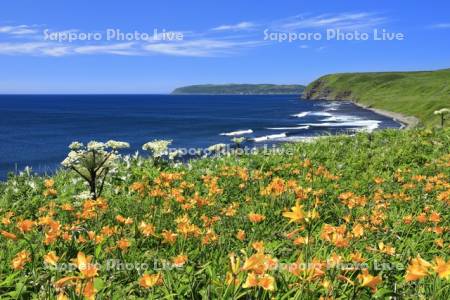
[304,69,450,127]
[0,128,449,299]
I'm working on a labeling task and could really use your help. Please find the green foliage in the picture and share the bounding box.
[304,68,450,127]
[0,128,449,299]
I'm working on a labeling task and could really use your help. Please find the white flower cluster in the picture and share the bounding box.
[142,140,172,158]
[61,140,130,168]
[106,140,130,149]
[207,143,227,153]
[434,108,450,115]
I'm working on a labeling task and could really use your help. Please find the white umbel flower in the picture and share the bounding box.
[434,108,450,115]
[106,140,130,149]
[142,140,172,158]
[87,141,106,151]
[207,143,227,153]
[69,141,83,150]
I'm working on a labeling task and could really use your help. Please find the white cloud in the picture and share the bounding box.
[274,13,387,31]
[429,23,450,29]
[0,25,38,35]
[144,39,260,57]
[212,21,256,31]
[0,42,49,55]
[74,43,137,55]
[0,42,74,57]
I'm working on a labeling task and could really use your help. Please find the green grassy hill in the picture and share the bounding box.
[304,69,450,127]
[172,84,305,95]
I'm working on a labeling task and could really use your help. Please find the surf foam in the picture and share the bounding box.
[220,129,253,136]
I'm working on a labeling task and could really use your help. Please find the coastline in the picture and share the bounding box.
[302,96,420,129]
[350,101,420,129]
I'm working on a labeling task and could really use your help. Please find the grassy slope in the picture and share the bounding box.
[0,129,449,298]
[172,84,305,95]
[303,69,450,127]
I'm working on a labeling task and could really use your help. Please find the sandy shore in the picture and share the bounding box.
[351,101,420,129]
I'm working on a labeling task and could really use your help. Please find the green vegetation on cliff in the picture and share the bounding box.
[304,69,450,127]
[172,84,305,95]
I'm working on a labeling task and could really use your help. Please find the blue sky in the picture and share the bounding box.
[0,0,449,93]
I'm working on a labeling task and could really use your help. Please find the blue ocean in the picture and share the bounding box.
[0,95,401,179]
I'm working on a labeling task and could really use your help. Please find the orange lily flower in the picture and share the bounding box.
[44,251,60,266]
[139,273,163,288]
[405,255,432,281]
[358,269,382,292]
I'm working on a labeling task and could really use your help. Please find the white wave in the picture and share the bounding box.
[321,115,361,122]
[320,102,341,111]
[266,125,310,130]
[291,111,310,118]
[220,129,253,136]
[252,133,287,142]
[309,111,333,117]
[301,120,381,132]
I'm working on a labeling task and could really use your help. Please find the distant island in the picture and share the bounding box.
[171,84,305,95]
[304,68,450,127]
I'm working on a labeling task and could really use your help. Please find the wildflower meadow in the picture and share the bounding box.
[0,128,449,299]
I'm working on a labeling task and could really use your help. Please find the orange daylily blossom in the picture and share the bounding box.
[378,242,396,256]
[282,202,305,223]
[2,212,15,225]
[416,213,427,223]
[242,249,277,275]
[293,236,311,245]
[357,269,382,292]
[56,293,69,300]
[139,221,156,237]
[435,239,444,248]
[82,280,96,300]
[236,229,246,241]
[0,230,17,240]
[101,226,116,237]
[54,276,80,289]
[43,188,57,197]
[429,212,441,223]
[71,252,98,278]
[327,253,343,268]
[60,203,74,211]
[352,224,364,238]
[115,215,133,225]
[17,219,35,233]
[161,230,177,245]
[350,251,366,263]
[117,238,131,251]
[433,257,450,279]
[252,241,265,252]
[130,182,146,194]
[11,250,31,270]
[44,179,55,188]
[172,254,188,267]
[403,215,413,224]
[374,177,385,184]
[405,255,432,281]
[247,213,265,223]
[242,272,276,291]
[139,273,163,288]
[44,251,60,266]
[201,229,218,245]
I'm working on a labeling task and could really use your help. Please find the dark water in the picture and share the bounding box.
[0,95,401,178]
